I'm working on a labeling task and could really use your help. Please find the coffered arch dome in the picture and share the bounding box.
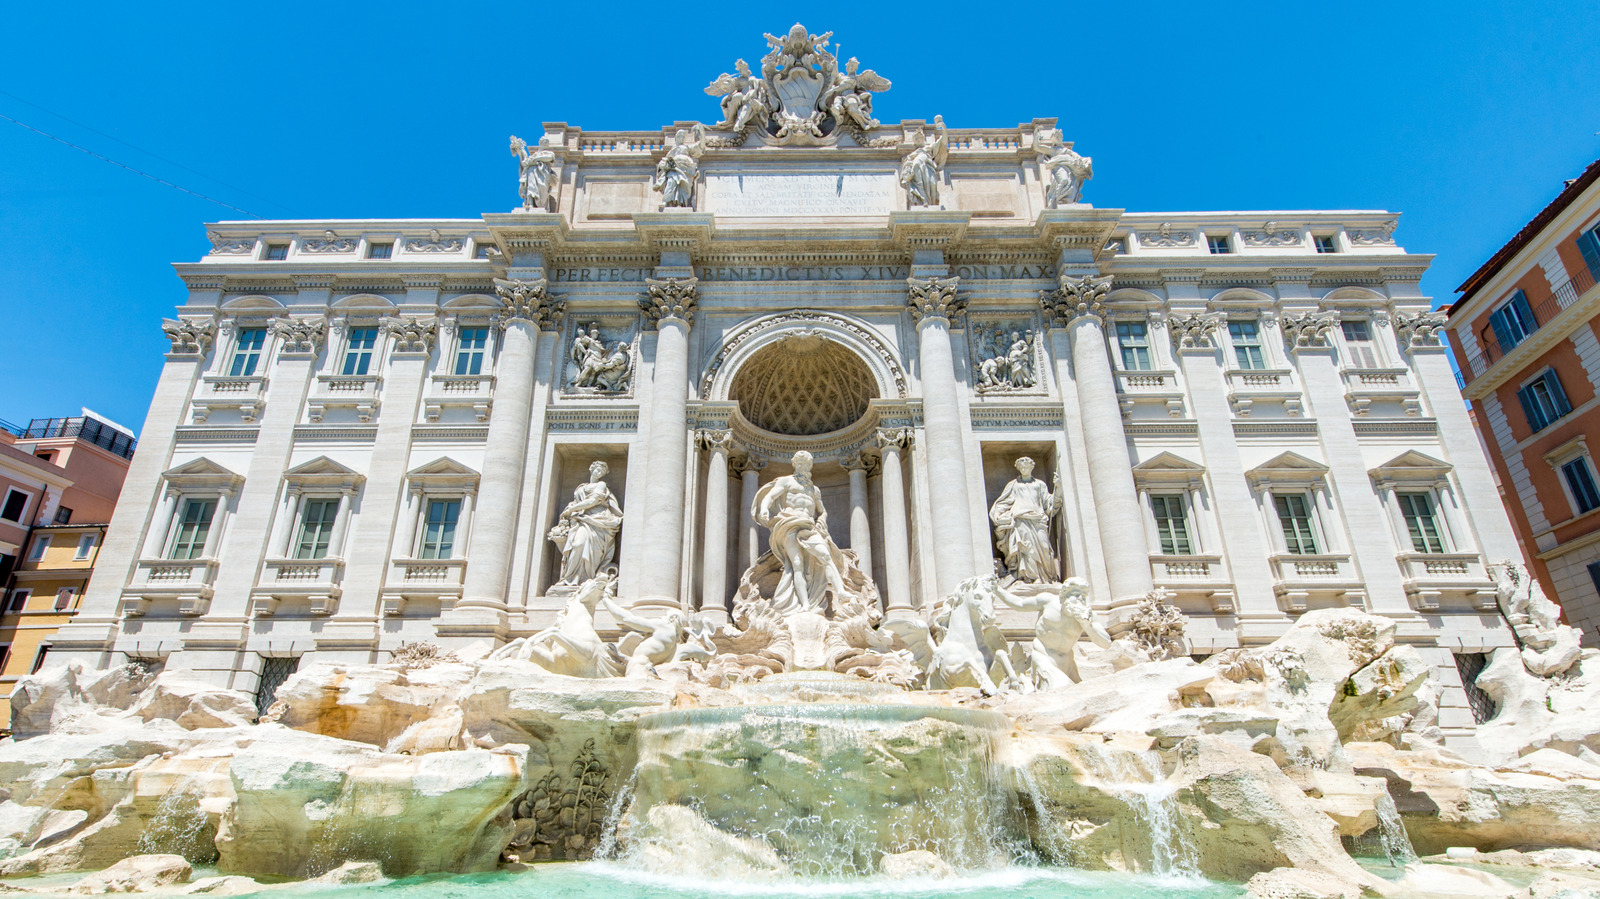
[702,310,907,405]
[731,334,879,436]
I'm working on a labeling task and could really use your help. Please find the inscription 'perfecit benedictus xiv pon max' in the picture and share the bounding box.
[52,24,1534,756]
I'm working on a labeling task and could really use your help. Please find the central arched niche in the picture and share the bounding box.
[730,333,878,436]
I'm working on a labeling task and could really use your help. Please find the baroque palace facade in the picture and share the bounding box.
[55,26,1522,744]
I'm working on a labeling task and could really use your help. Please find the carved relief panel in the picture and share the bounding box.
[561,316,640,398]
[968,314,1046,397]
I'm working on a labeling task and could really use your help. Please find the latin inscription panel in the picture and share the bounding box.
[703,172,897,217]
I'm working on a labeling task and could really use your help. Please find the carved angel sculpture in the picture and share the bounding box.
[652,124,707,209]
[510,135,557,212]
[900,115,948,208]
[821,57,890,131]
[1035,128,1092,208]
[705,59,771,132]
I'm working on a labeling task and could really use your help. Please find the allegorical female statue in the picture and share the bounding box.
[989,456,1062,583]
[898,115,948,207]
[753,450,850,615]
[651,124,707,209]
[548,461,624,586]
[510,135,556,212]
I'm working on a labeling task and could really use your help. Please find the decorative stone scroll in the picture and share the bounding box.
[161,318,215,355]
[640,277,699,327]
[302,231,357,254]
[1242,222,1301,248]
[1138,223,1195,249]
[906,275,963,323]
[382,316,437,354]
[405,230,464,253]
[1348,221,1398,246]
[270,318,327,354]
[1280,311,1340,348]
[206,231,255,255]
[494,277,565,328]
[1039,274,1113,326]
[1393,311,1449,348]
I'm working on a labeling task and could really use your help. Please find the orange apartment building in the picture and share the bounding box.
[1448,157,1600,644]
[0,415,133,720]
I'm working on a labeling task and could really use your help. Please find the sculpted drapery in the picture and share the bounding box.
[753,450,850,614]
[989,456,1063,583]
[549,461,624,586]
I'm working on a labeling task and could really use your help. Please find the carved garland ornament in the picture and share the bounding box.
[905,275,964,323]
[494,277,565,328]
[162,318,215,355]
[382,316,438,353]
[271,318,327,354]
[640,277,699,327]
[700,310,908,399]
[1039,274,1114,326]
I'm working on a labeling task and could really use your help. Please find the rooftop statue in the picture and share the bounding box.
[702,23,891,145]
[900,116,948,207]
[1035,127,1092,208]
[651,125,707,209]
[510,135,556,212]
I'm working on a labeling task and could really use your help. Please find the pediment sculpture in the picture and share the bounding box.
[704,24,892,146]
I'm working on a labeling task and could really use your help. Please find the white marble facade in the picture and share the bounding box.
[54,26,1523,747]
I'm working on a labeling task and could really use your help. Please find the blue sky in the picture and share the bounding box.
[2,1,1596,433]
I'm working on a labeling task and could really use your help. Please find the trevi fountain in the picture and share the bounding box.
[6,23,1600,899]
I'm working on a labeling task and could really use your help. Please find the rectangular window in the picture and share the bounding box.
[229,328,267,377]
[1,490,29,522]
[1397,492,1447,553]
[1207,234,1232,254]
[1273,493,1319,554]
[1229,320,1266,370]
[418,499,461,560]
[454,328,488,375]
[168,499,216,560]
[1487,290,1538,352]
[1314,234,1338,254]
[1341,320,1379,369]
[53,588,74,611]
[27,536,49,561]
[75,534,96,560]
[53,506,72,525]
[1149,494,1193,555]
[367,241,393,260]
[1115,321,1152,371]
[6,590,30,614]
[341,327,378,375]
[1563,458,1600,515]
[1577,226,1600,283]
[30,644,50,674]
[264,243,289,261]
[294,498,340,560]
[1516,369,1572,432]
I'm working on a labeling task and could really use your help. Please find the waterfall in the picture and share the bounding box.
[135,787,216,864]
[600,673,1030,879]
[1108,756,1201,881]
[1348,786,1417,867]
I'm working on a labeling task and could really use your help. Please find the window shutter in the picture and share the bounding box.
[1488,307,1517,352]
[1544,370,1571,416]
[1578,228,1600,283]
[1516,384,1544,431]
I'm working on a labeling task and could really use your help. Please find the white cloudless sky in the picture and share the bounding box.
[1,0,1596,430]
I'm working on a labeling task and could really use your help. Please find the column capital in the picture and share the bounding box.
[640,277,699,329]
[696,428,734,453]
[1040,274,1114,327]
[906,275,965,323]
[1393,310,1449,352]
[1281,310,1340,349]
[730,454,766,474]
[161,318,215,355]
[270,316,328,354]
[381,316,438,354]
[873,427,912,451]
[493,277,564,328]
[1168,311,1227,351]
[841,450,877,475]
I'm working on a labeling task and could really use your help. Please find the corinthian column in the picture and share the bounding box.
[1041,274,1153,608]
[733,455,765,570]
[907,276,978,598]
[635,277,698,609]
[875,428,913,616]
[697,429,733,624]
[842,451,874,577]
[457,278,562,613]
